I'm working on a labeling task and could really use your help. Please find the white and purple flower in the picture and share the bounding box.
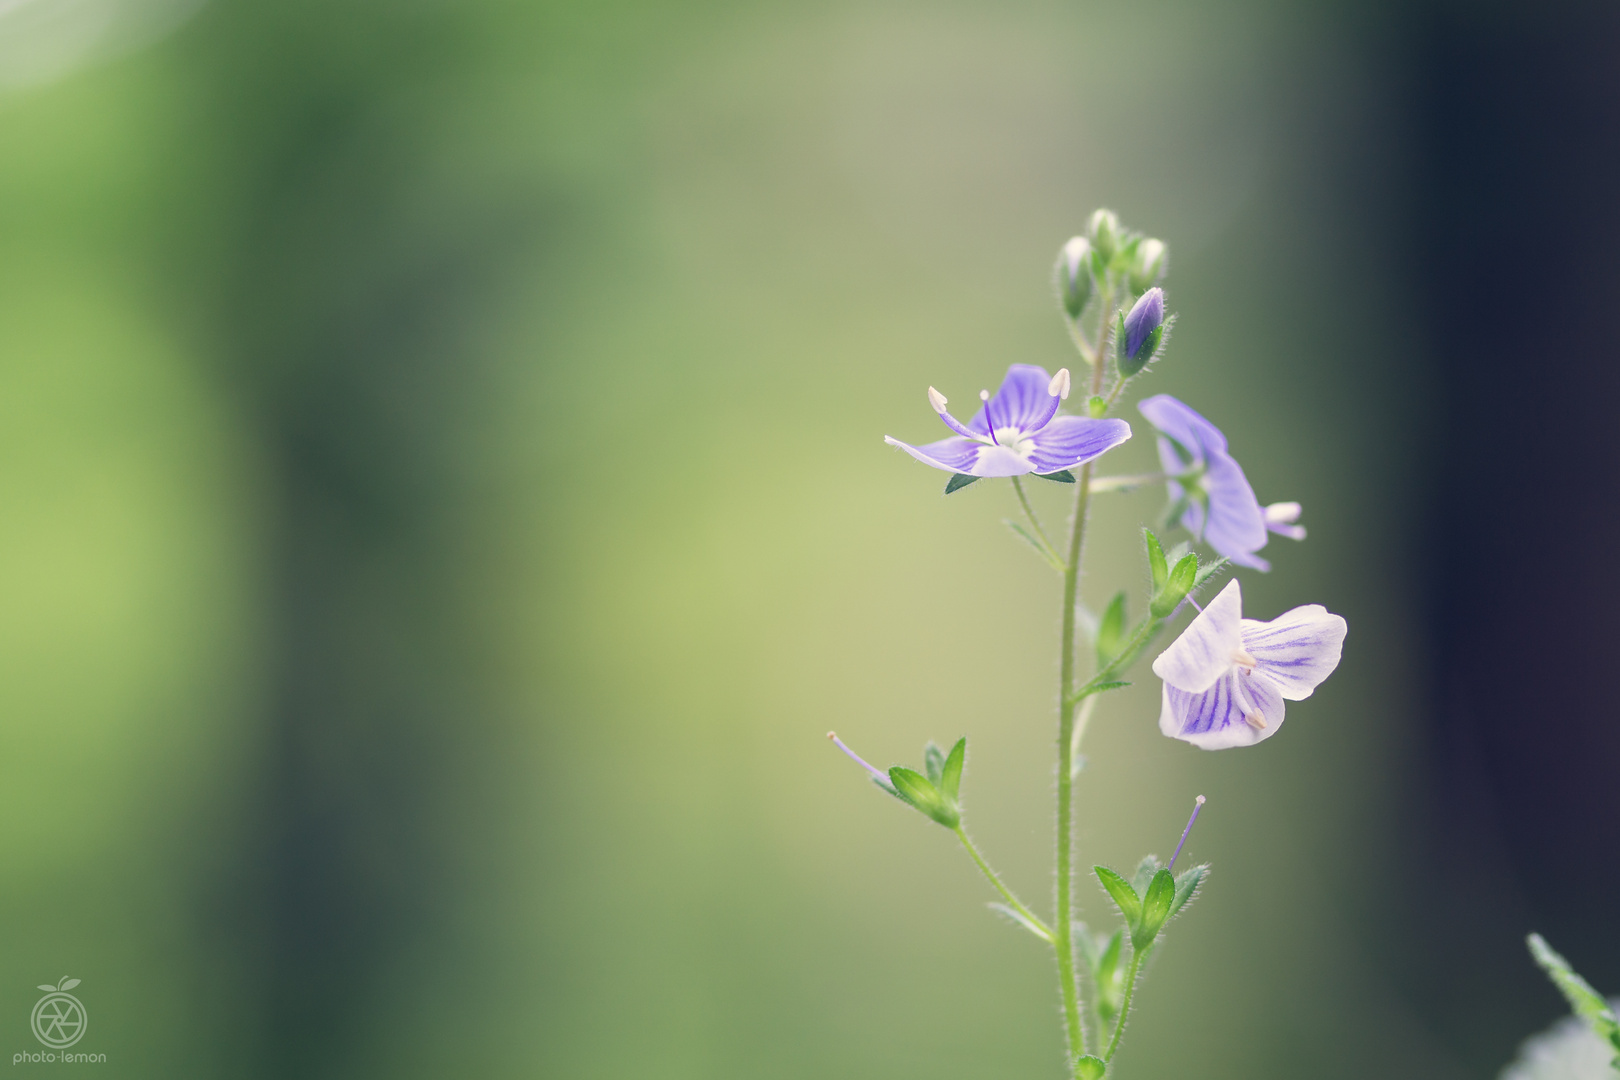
[1152,579,1346,750]
[885,364,1132,478]
[1138,394,1304,570]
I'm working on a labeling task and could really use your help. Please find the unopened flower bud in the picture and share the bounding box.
[1056,236,1093,319]
[1117,287,1166,377]
[1130,238,1167,292]
[1088,209,1120,261]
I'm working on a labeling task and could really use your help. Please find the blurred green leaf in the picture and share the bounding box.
[1096,592,1126,668]
[988,903,1051,944]
[922,742,945,786]
[939,737,965,803]
[1527,934,1620,1048]
[1034,469,1076,484]
[1130,855,1161,898]
[888,767,957,828]
[1151,552,1198,618]
[1144,529,1168,592]
[1171,865,1208,917]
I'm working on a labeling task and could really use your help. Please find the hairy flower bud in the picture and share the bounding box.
[1088,208,1120,261]
[1130,238,1167,292]
[1117,287,1166,377]
[1056,236,1093,319]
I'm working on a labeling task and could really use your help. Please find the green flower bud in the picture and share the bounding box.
[1129,237,1167,292]
[1056,236,1094,319]
[1088,208,1120,261]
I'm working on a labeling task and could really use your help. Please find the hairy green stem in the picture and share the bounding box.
[1011,476,1064,570]
[955,827,1052,941]
[1105,949,1147,1062]
[1054,459,1094,1071]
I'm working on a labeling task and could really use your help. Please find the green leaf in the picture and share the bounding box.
[1075,1055,1107,1080]
[1151,552,1199,618]
[1528,934,1620,1044]
[1192,557,1230,592]
[988,903,1052,943]
[1135,868,1176,948]
[1171,864,1207,917]
[1034,469,1076,484]
[1091,928,1126,1020]
[1094,866,1141,927]
[888,767,959,828]
[1096,593,1127,667]
[1144,529,1168,592]
[944,473,980,495]
[939,737,966,803]
[922,742,945,786]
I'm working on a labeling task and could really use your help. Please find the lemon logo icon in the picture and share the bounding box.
[31,978,87,1049]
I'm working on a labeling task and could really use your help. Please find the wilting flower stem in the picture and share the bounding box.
[955,827,1052,941]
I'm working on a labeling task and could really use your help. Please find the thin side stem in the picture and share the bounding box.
[955,828,1052,941]
[1054,459,1094,1071]
[1011,476,1064,569]
[1088,473,1167,494]
[1104,949,1147,1062]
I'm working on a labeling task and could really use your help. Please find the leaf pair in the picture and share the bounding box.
[887,737,966,829]
[36,977,78,993]
[1095,856,1206,951]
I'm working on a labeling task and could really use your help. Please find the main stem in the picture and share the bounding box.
[1054,458,1094,1070]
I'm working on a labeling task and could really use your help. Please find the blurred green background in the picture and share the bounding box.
[0,0,1462,1076]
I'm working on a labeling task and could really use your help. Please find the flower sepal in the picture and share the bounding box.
[1095,855,1208,952]
[885,737,967,829]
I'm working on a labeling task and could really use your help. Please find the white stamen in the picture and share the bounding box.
[1263,502,1302,525]
[1244,712,1267,730]
[1048,368,1071,400]
[928,386,948,414]
[1231,648,1257,671]
[979,389,990,402]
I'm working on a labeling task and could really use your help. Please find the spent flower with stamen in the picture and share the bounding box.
[1152,579,1346,749]
[1138,394,1274,568]
[885,363,1131,478]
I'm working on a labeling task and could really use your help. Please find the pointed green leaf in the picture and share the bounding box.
[1092,928,1126,1020]
[1192,557,1230,592]
[37,986,55,993]
[1135,868,1176,948]
[939,737,966,803]
[59,979,79,992]
[988,903,1052,943]
[888,766,958,828]
[1151,552,1199,618]
[1096,592,1127,667]
[1171,864,1207,917]
[1034,469,1076,484]
[1528,934,1620,1043]
[1075,1056,1107,1080]
[1094,866,1141,927]
[1165,540,1191,564]
[944,473,980,494]
[1144,529,1168,591]
[923,742,945,786]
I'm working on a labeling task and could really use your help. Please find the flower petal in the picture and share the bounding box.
[1138,394,1229,466]
[1240,605,1347,700]
[1159,669,1285,749]
[883,435,982,474]
[1200,454,1268,562]
[970,364,1059,435]
[1151,578,1244,693]
[883,435,1037,477]
[1025,416,1132,474]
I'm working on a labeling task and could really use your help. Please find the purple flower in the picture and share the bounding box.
[1122,287,1165,362]
[1137,394,1271,568]
[886,364,1131,478]
[1152,579,1346,750]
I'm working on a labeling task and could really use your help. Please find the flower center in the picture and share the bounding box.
[993,428,1035,458]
